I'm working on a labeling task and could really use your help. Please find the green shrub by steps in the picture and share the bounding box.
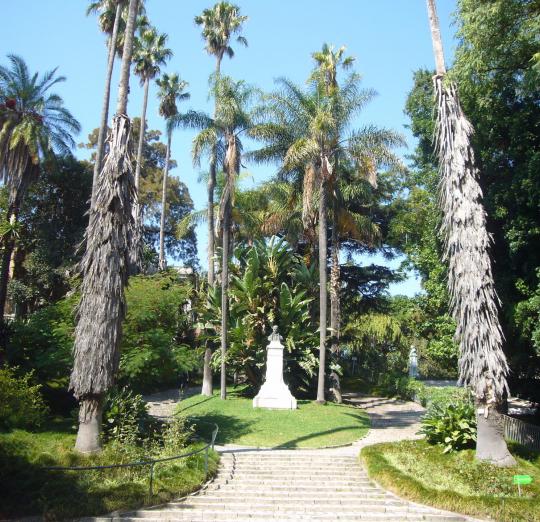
[0,367,48,430]
[419,400,477,453]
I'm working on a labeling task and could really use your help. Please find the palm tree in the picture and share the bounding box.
[251,74,403,402]
[195,2,248,397]
[193,77,255,399]
[310,44,355,358]
[426,0,515,466]
[0,55,80,327]
[86,1,146,208]
[69,0,139,454]
[132,27,172,270]
[155,73,190,271]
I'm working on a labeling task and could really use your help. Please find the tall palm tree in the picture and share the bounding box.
[0,55,80,328]
[132,27,172,270]
[426,0,515,466]
[193,77,255,399]
[155,73,190,271]
[310,44,355,357]
[70,0,139,454]
[195,2,248,396]
[86,0,146,208]
[251,75,403,402]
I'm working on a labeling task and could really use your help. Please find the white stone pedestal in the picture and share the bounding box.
[253,333,297,410]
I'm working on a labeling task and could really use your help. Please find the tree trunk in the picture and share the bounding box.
[201,345,213,396]
[316,177,328,404]
[158,130,171,270]
[426,0,447,76]
[475,400,516,466]
[91,1,122,208]
[75,396,104,454]
[220,199,231,400]
[133,77,149,227]
[330,200,340,355]
[202,56,222,396]
[116,0,138,115]
[0,210,18,324]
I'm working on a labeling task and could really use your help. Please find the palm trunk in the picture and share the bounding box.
[201,56,223,397]
[91,1,122,209]
[316,176,328,404]
[158,130,171,271]
[220,197,231,400]
[129,75,149,273]
[71,0,138,454]
[329,200,342,404]
[427,0,515,466]
[75,396,104,454]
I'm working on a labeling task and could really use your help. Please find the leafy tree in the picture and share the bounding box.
[0,55,80,330]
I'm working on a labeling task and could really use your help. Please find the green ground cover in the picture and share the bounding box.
[361,440,540,522]
[0,418,219,520]
[178,388,370,448]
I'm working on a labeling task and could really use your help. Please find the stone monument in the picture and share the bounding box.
[253,326,297,409]
[409,345,419,379]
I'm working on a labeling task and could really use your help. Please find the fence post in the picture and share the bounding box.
[149,462,155,498]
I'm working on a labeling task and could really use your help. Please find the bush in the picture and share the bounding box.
[0,367,48,430]
[419,400,476,453]
[102,387,158,444]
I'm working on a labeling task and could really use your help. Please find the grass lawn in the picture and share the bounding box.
[177,387,370,448]
[0,418,219,520]
[361,439,540,522]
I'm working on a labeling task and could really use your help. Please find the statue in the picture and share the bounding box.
[253,326,297,409]
[409,345,419,379]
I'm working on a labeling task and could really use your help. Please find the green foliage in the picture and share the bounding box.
[0,367,48,430]
[8,272,198,397]
[420,401,476,453]
[198,237,320,396]
[119,272,199,393]
[102,387,157,444]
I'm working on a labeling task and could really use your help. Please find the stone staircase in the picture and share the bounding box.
[95,450,471,521]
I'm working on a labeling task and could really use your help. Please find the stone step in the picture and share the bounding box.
[184,491,392,500]
[213,477,373,486]
[182,498,405,508]
[222,464,365,473]
[226,471,368,479]
[209,483,381,493]
[104,510,466,521]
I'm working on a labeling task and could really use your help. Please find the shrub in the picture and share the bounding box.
[419,400,476,453]
[0,367,48,430]
[102,387,158,444]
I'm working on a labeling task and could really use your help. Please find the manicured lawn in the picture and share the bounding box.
[361,439,540,522]
[0,418,219,520]
[177,388,370,448]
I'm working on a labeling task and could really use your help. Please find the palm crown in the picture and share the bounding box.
[194,2,248,65]
[156,73,190,122]
[133,27,172,85]
[0,54,80,206]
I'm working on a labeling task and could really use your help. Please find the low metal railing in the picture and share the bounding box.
[44,420,219,498]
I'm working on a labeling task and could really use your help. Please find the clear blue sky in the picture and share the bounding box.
[1,0,458,296]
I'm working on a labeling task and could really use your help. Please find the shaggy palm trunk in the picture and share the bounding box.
[329,201,342,404]
[220,198,231,400]
[129,76,150,274]
[427,0,515,466]
[70,0,138,454]
[91,1,122,209]
[316,175,328,404]
[201,56,222,397]
[158,130,171,271]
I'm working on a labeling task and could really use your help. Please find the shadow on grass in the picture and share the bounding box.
[187,412,253,445]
